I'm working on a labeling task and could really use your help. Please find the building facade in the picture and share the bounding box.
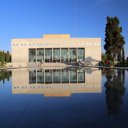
[11,34,101,67]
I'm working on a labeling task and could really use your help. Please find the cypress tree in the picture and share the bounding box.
[6,51,10,62]
[0,51,2,64]
[1,51,4,65]
[104,16,125,64]
[122,46,125,65]
[127,57,128,66]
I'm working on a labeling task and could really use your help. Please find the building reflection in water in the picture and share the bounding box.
[29,68,85,84]
[103,69,125,115]
[12,68,102,97]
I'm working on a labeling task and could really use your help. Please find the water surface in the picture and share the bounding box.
[0,68,128,128]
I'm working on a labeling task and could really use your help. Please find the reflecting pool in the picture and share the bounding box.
[0,68,128,128]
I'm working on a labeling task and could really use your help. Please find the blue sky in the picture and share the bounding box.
[0,0,128,56]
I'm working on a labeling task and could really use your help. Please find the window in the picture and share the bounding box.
[61,48,68,62]
[78,48,85,61]
[53,48,60,62]
[37,48,44,62]
[69,48,77,62]
[29,49,36,62]
[45,48,52,62]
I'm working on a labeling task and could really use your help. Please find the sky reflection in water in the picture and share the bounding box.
[0,68,128,128]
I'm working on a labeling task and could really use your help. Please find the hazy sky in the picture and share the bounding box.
[0,0,128,56]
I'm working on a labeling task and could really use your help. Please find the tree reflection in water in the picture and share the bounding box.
[104,69,125,115]
[0,70,11,84]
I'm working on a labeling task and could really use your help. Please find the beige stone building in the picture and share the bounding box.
[11,34,101,67]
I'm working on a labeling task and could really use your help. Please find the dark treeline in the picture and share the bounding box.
[0,51,11,66]
[0,70,12,84]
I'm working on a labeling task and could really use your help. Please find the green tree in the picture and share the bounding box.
[122,46,125,65]
[104,16,125,64]
[0,51,2,63]
[0,50,11,65]
[127,57,128,66]
[102,53,107,60]
[1,51,5,65]
[5,51,10,62]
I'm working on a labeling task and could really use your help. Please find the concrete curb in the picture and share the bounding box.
[0,66,128,70]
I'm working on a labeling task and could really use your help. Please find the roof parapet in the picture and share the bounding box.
[43,34,70,38]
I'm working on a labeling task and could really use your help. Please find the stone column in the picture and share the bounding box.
[44,70,45,83]
[77,48,78,62]
[68,48,69,63]
[52,48,53,62]
[36,48,37,63]
[44,48,45,63]
[60,48,61,63]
